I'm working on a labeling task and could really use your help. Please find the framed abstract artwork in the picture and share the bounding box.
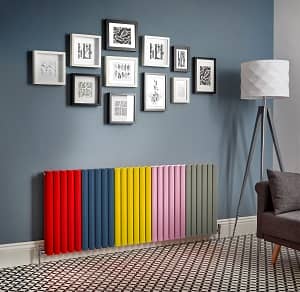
[171,77,190,104]
[173,46,190,72]
[142,35,170,67]
[70,33,101,67]
[144,73,166,111]
[105,19,137,51]
[105,56,138,87]
[71,74,101,106]
[193,57,216,94]
[109,94,135,124]
[32,50,66,85]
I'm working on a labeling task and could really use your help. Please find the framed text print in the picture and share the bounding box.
[105,56,138,87]
[171,77,190,104]
[70,33,101,68]
[109,94,135,124]
[142,35,170,67]
[71,74,101,106]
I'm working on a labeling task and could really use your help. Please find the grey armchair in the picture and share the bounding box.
[255,181,300,265]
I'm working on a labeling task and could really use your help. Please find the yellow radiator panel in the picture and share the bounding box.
[139,167,146,243]
[146,167,152,243]
[114,168,121,247]
[121,168,128,246]
[127,167,134,245]
[133,167,140,244]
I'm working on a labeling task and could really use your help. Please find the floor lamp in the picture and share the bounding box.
[233,60,290,237]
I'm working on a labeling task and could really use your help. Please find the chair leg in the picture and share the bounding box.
[272,244,281,266]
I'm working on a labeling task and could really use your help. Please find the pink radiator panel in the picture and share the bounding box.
[157,167,163,241]
[180,165,186,238]
[169,166,175,240]
[174,166,181,239]
[151,167,158,242]
[163,166,169,241]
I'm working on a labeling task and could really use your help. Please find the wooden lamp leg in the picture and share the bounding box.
[272,244,281,266]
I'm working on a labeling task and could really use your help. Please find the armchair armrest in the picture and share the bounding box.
[255,181,273,214]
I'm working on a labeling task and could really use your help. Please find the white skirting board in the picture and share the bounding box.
[0,216,257,269]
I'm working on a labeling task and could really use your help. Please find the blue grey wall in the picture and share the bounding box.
[0,0,273,244]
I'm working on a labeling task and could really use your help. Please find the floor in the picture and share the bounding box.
[0,235,300,291]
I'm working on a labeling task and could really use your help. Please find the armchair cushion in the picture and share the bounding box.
[267,169,300,215]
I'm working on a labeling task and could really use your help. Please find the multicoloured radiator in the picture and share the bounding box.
[44,164,217,255]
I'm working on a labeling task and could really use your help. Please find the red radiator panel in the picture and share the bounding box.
[74,170,82,251]
[67,170,75,252]
[60,171,68,253]
[53,171,61,254]
[44,171,54,255]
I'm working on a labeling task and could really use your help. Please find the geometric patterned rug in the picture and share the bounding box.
[0,235,300,291]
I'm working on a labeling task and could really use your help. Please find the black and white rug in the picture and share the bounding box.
[0,235,300,291]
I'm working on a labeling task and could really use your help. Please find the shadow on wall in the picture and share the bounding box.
[209,70,256,218]
[31,173,43,241]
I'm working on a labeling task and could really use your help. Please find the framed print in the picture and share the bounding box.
[171,77,190,104]
[173,46,190,72]
[109,94,135,124]
[193,57,216,94]
[70,33,101,67]
[71,74,100,106]
[142,35,170,67]
[32,50,66,85]
[105,56,138,87]
[144,73,166,111]
[106,19,137,51]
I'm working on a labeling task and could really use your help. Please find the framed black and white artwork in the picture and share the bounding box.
[105,19,137,51]
[109,94,135,124]
[105,56,138,87]
[193,57,216,94]
[142,35,170,67]
[144,73,166,111]
[171,77,190,104]
[70,33,101,68]
[32,50,66,85]
[71,74,100,106]
[173,46,190,72]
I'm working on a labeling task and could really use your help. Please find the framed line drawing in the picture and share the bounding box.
[105,56,138,87]
[71,74,101,106]
[70,33,101,67]
[109,93,135,124]
[193,57,216,94]
[32,50,66,85]
[171,77,190,104]
[105,19,137,51]
[142,35,170,67]
[144,73,166,111]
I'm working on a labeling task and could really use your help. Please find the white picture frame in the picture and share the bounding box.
[171,77,190,104]
[32,50,66,85]
[142,35,170,68]
[109,94,135,124]
[144,73,166,111]
[70,33,101,68]
[105,56,138,88]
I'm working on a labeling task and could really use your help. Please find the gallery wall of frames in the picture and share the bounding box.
[32,19,216,125]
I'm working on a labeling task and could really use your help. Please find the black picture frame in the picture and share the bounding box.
[193,57,216,94]
[173,46,190,72]
[71,74,101,106]
[105,19,138,52]
[109,93,136,125]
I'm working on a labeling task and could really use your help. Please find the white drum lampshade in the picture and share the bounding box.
[241,60,290,100]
